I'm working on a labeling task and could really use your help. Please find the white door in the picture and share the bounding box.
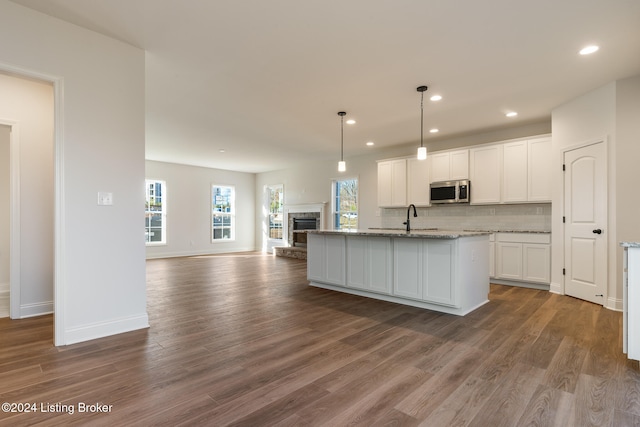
[564,142,607,304]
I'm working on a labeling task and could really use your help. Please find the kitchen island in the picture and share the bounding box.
[307,229,490,316]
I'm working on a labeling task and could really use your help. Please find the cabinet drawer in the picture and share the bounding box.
[496,233,550,244]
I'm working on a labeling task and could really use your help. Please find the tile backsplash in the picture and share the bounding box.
[380,203,551,232]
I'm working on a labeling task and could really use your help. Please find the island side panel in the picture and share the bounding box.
[457,235,491,313]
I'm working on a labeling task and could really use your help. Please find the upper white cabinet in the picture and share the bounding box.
[502,140,529,203]
[470,144,503,204]
[377,159,407,207]
[407,157,430,206]
[471,136,551,205]
[527,137,552,202]
[503,137,552,203]
[429,149,469,182]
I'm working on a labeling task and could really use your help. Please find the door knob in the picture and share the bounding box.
[592,229,602,234]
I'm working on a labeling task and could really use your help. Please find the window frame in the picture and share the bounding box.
[145,179,167,246]
[265,184,284,242]
[331,176,358,231]
[211,184,236,242]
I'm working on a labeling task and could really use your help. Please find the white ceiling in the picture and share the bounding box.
[10,0,640,173]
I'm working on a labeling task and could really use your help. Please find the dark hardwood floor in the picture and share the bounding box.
[1,252,640,426]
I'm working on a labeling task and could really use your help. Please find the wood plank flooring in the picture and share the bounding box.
[1,252,640,426]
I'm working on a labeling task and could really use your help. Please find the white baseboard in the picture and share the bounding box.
[606,297,623,312]
[549,281,563,295]
[20,301,53,318]
[145,246,256,259]
[0,282,9,294]
[0,295,8,318]
[63,313,149,345]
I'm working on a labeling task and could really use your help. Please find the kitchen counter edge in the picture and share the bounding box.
[306,229,490,239]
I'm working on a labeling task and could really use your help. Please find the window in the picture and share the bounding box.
[212,185,235,241]
[145,179,166,245]
[266,184,283,240]
[332,178,358,230]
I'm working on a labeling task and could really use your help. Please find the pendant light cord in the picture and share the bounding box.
[420,90,424,149]
[341,114,344,161]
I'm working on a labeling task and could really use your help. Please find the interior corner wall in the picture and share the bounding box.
[0,74,54,315]
[0,1,147,344]
[615,74,640,299]
[145,160,256,259]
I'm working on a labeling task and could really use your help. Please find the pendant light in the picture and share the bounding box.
[417,85,428,160]
[338,111,346,172]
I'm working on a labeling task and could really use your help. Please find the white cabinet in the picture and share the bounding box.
[424,240,456,306]
[429,149,468,182]
[394,238,423,299]
[308,232,490,316]
[378,159,407,207]
[393,238,457,306]
[307,233,346,286]
[502,137,552,203]
[471,136,551,205]
[623,245,640,361]
[347,236,392,294]
[407,157,430,206]
[495,233,550,284]
[522,243,551,283]
[502,140,528,203]
[470,144,503,204]
[527,137,552,202]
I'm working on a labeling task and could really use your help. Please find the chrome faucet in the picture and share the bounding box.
[403,204,417,232]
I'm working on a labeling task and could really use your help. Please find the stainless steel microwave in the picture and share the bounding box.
[430,180,470,204]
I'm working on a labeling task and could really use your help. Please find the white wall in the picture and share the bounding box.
[551,76,640,310]
[0,74,54,314]
[0,125,9,289]
[0,1,147,344]
[145,160,256,258]
[255,121,551,252]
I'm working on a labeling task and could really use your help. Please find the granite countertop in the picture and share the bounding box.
[368,227,551,234]
[306,229,490,239]
[621,242,640,248]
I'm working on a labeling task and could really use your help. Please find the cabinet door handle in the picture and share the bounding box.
[593,229,602,234]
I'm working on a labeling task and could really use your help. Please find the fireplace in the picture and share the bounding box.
[291,217,318,247]
[274,203,326,259]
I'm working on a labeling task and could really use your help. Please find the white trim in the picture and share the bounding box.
[0,117,20,320]
[1,62,65,345]
[607,296,623,312]
[63,313,149,345]
[19,300,53,318]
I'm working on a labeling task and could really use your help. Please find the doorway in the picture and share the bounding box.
[563,141,607,304]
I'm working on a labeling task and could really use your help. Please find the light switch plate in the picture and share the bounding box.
[97,192,113,206]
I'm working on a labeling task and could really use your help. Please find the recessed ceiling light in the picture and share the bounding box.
[579,45,599,55]
[219,149,226,153]
[366,141,374,146]
[346,119,356,125]
[429,128,439,133]
[506,112,518,118]
[430,95,442,101]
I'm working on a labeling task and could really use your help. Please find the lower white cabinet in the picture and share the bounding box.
[308,232,490,316]
[495,233,550,284]
[347,236,392,294]
[307,234,346,286]
[393,238,456,306]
